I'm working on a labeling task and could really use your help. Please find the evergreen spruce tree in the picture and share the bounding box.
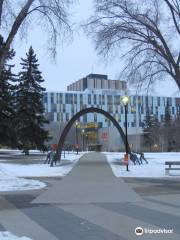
[16,46,49,153]
[163,99,173,151]
[173,113,180,151]
[0,35,17,147]
[143,105,160,151]
[164,99,171,126]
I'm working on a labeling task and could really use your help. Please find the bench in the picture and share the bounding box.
[165,161,180,175]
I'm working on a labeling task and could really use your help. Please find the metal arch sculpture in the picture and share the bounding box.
[56,107,131,161]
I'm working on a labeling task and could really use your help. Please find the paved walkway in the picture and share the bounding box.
[0,152,180,240]
[33,152,142,204]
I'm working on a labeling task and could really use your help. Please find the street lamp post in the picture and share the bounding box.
[85,134,88,151]
[82,129,85,152]
[75,121,79,155]
[122,96,129,171]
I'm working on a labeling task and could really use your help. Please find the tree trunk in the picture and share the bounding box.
[175,71,180,90]
[0,0,34,76]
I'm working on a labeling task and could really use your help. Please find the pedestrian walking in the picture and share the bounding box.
[50,149,57,167]
[44,150,52,164]
[140,152,148,164]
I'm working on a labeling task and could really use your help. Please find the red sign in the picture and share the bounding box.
[101,132,108,141]
[51,144,58,150]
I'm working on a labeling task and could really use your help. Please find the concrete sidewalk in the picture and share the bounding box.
[1,152,180,240]
[33,152,142,204]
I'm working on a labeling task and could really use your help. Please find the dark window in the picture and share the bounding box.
[139,121,144,127]
[121,106,124,114]
[80,94,83,104]
[50,112,54,121]
[57,113,60,121]
[74,94,77,104]
[133,96,136,105]
[94,95,97,104]
[83,115,87,122]
[70,94,73,104]
[51,93,54,104]
[65,93,73,104]
[65,94,68,103]
[115,106,118,113]
[66,113,69,121]
[63,104,66,113]
[102,95,105,105]
[61,113,63,122]
[88,94,91,104]
[52,104,57,112]
[71,105,74,114]
[59,93,63,104]
[114,96,120,105]
[94,113,97,122]
[83,104,87,109]
[108,105,113,113]
[43,93,47,103]
[99,95,102,105]
[107,95,113,105]
[168,97,172,106]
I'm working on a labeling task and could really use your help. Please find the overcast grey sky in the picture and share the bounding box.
[12,0,179,97]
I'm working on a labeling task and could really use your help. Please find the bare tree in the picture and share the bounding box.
[85,0,180,90]
[0,0,74,76]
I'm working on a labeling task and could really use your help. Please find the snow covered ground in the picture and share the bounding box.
[0,152,84,178]
[0,149,43,155]
[0,151,179,192]
[0,232,32,240]
[0,166,46,192]
[105,152,180,178]
[0,152,84,191]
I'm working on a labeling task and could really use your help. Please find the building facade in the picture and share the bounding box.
[43,74,180,150]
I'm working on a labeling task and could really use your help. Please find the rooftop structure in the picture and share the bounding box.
[67,74,127,92]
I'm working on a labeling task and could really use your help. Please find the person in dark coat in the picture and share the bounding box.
[44,150,52,164]
[140,152,148,164]
[50,149,57,167]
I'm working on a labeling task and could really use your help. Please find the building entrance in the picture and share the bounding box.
[56,107,131,161]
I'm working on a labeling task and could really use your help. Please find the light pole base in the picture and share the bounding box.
[124,153,129,171]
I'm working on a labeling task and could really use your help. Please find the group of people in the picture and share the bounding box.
[130,152,148,165]
[44,148,57,167]
[44,147,148,167]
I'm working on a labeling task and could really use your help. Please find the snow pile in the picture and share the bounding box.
[105,152,180,178]
[0,166,46,192]
[0,231,32,240]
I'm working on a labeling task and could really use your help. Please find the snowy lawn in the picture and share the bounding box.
[0,152,84,191]
[105,152,180,178]
[0,167,46,192]
[0,149,44,155]
[0,152,84,178]
[0,232,32,240]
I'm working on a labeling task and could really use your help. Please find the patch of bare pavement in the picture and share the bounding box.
[0,152,180,240]
[32,152,142,204]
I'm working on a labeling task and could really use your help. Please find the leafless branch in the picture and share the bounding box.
[0,0,75,75]
[85,0,180,90]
